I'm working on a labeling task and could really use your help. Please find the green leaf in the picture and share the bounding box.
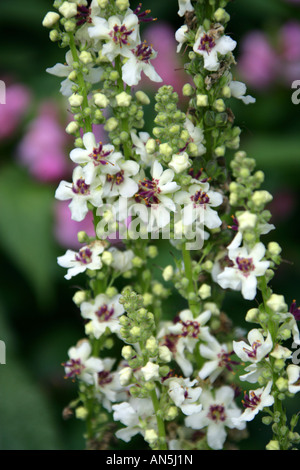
[0,164,57,305]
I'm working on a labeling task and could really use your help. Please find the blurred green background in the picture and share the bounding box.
[0,0,299,450]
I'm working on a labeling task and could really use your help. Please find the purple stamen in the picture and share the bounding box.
[89,142,113,166]
[236,256,255,277]
[242,391,261,409]
[96,304,115,322]
[107,170,125,189]
[98,370,113,387]
[198,33,216,53]
[63,358,85,380]
[72,177,90,195]
[217,349,239,371]
[135,178,161,206]
[181,320,200,339]
[242,341,261,359]
[76,5,92,26]
[110,24,134,47]
[191,190,210,207]
[290,300,300,321]
[207,404,226,422]
[133,3,156,23]
[75,247,93,265]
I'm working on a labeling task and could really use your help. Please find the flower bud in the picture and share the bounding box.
[268,242,282,256]
[102,251,113,266]
[245,308,259,323]
[159,143,173,158]
[72,290,87,305]
[144,429,158,446]
[158,346,172,363]
[105,117,118,131]
[198,283,211,300]
[196,94,209,107]
[42,11,60,28]
[68,93,84,107]
[266,294,287,313]
[145,336,158,356]
[168,152,191,174]
[122,345,134,360]
[116,91,132,107]
[214,99,226,112]
[75,407,88,420]
[145,138,157,154]
[59,1,78,18]
[119,366,132,386]
[162,265,174,282]
[237,211,257,231]
[266,440,280,450]
[141,361,160,381]
[135,90,150,105]
[275,377,288,392]
[182,83,194,97]
[251,190,273,207]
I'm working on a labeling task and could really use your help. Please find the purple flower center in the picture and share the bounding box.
[89,142,113,166]
[110,24,134,47]
[243,340,261,359]
[133,42,153,62]
[72,177,90,195]
[76,5,92,26]
[162,334,178,354]
[217,349,239,371]
[191,190,210,207]
[135,178,161,206]
[75,247,93,265]
[242,391,261,410]
[107,170,125,188]
[181,320,200,339]
[96,304,115,322]
[63,359,85,380]
[98,370,113,387]
[207,404,226,422]
[198,33,216,53]
[236,256,255,277]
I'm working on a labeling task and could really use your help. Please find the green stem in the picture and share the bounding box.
[68,33,92,133]
[182,243,199,316]
[149,388,168,450]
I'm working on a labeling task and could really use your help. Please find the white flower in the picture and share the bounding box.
[63,340,103,384]
[185,386,245,450]
[232,381,274,423]
[88,12,140,61]
[167,377,202,416]
[112,398,156,442]
[69,132,122,184]
[229,80,256,105]
[168,309,212,357]
[193,26,236,71]
[184,118,206,156]
[287,365,300,394]
[175,181,223,230]
[198,337,238,383]
[57,241,104,280]
[46,50,103,97]
[55,165,103,222]
[233,329,273,363]
[239,362,269,384]
[175,25,189,53]
[141,361,160,381]
[80,293,124,339]
[158,322,194,377]
[178,0,194,17]
[93,358,123,411]
[101,159,139,199]
[131,131,155,168]
[122,42,162,87]
[168,152,191,174]
[133,160,180,230]
[109,247,135,273]
[217,242,270,300]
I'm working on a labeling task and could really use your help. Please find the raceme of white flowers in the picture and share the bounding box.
[44,0,300,451]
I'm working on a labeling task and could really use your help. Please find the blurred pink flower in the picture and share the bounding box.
[0,83,31,140]
[238,32,279,89]
[142,22,190,95]
[278,21,300,83]
[18,101,70,182]
[54,200,95,249]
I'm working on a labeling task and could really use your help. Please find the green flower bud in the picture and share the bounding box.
[135,90,150,105]
[196,94,209,107]
[266,440,280,450]
[182,83,194,96]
